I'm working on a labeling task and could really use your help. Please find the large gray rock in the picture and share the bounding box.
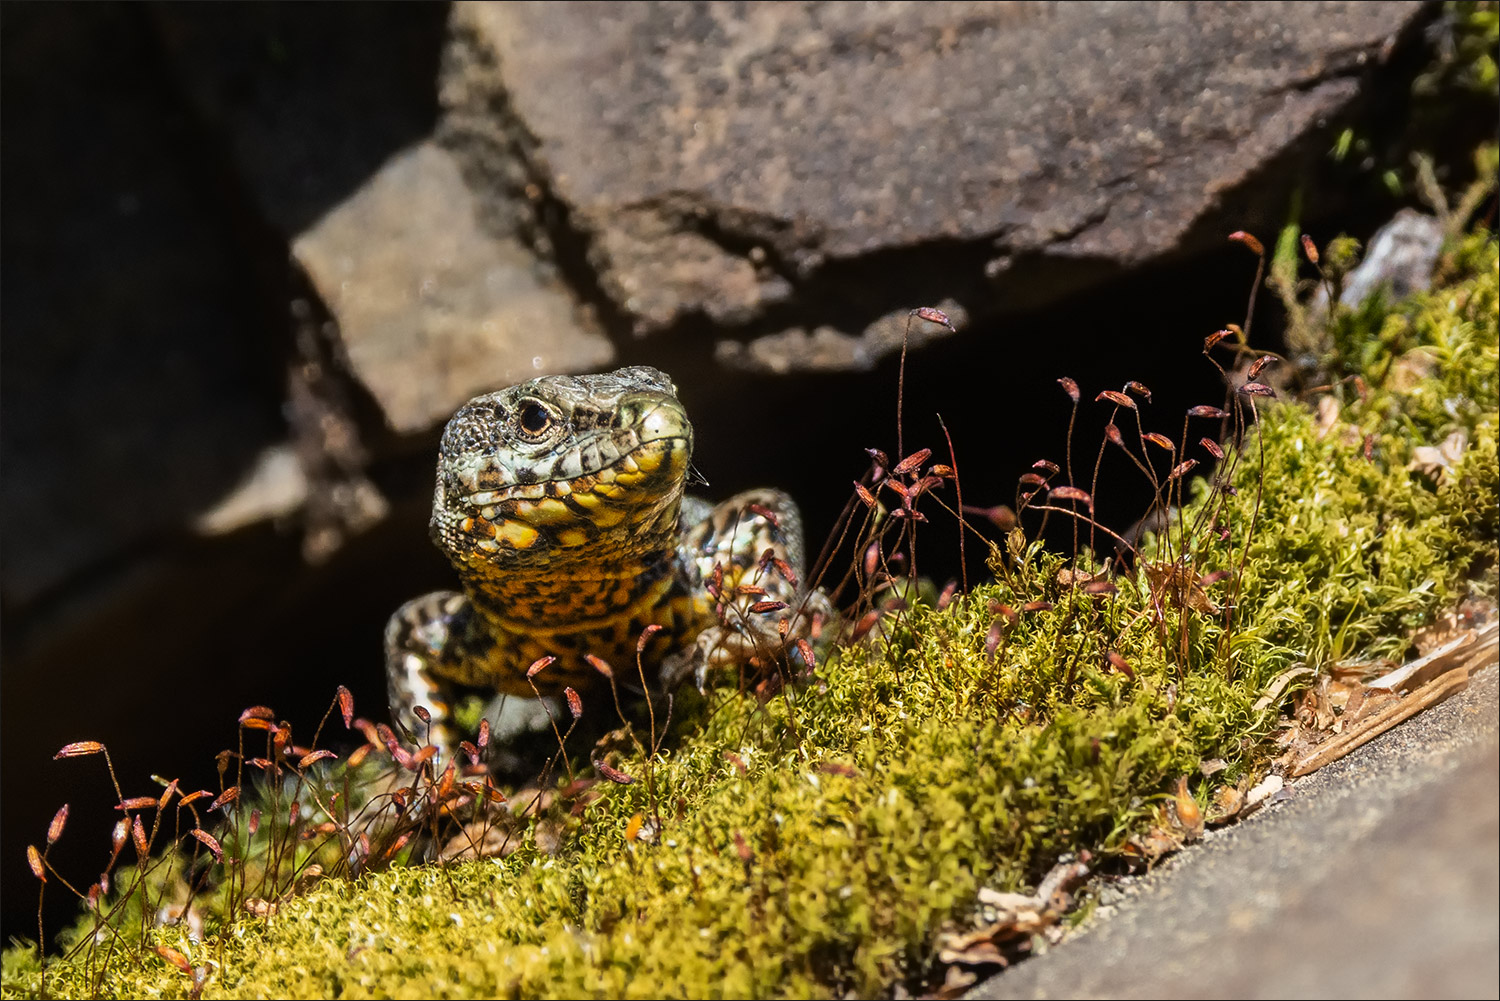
[971,665,1499,1000]
[444,1,1426,371]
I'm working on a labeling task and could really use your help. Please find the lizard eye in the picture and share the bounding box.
[517,400,554,438]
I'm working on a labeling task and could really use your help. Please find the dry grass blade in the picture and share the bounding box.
[1253,666,1316,714]
[935,857,1090,969]
[1291,669,1475,777]
[1365,621,1497,693]
[1289,621,1496,776]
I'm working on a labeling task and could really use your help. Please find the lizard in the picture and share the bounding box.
[384,365,819,759]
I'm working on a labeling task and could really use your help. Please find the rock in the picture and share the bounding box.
[192,444,310,536]
[444,1,1426,371]
[715,298,968,373]
[971,666,1500,1001]
[291,141,615,434]
[1337,208,1445,307]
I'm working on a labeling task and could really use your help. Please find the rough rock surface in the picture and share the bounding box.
[971,666,1499,1000]
[445,1,1425,371]
[292,141,614,434]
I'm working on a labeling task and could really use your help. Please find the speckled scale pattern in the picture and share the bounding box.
[385,365,809,757]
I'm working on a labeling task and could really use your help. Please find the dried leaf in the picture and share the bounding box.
[187,828,223,862]
[47,805,69,846]
[1143,433,1175,451]
[1292,669,1474,777]
[892,448,932,476]
[1244,774,1284,809]
[244,898,278,918]
[54,741,106,759]
[1228,230,1264,255]
[1300,233,1319,264]
[1143,561,1220,615]
[1246,354,1278,380]
[1104,650,1134,679]
[1049,486,1093,510]
[1367,622,1493,694]
[594,758,634,784]
[637,624,664,652]
[1172,776,1203,840]
[154,945,193,975]
[1168,459,1199,481]
[913,305,955,329]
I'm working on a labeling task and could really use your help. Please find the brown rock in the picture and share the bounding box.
[291,141,615,434]
[445,1,1424,368]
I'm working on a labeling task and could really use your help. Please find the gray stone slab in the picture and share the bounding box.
[971,667,1500,1000]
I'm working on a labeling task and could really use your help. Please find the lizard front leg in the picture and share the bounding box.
[670,488,830,687]
[384,591,481,761]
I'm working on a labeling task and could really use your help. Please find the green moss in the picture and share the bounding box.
[7,231,1495,1000]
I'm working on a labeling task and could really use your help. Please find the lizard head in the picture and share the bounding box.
[431,366,694,570]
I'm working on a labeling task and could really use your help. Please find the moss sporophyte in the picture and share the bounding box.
[5,224,1496,999]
